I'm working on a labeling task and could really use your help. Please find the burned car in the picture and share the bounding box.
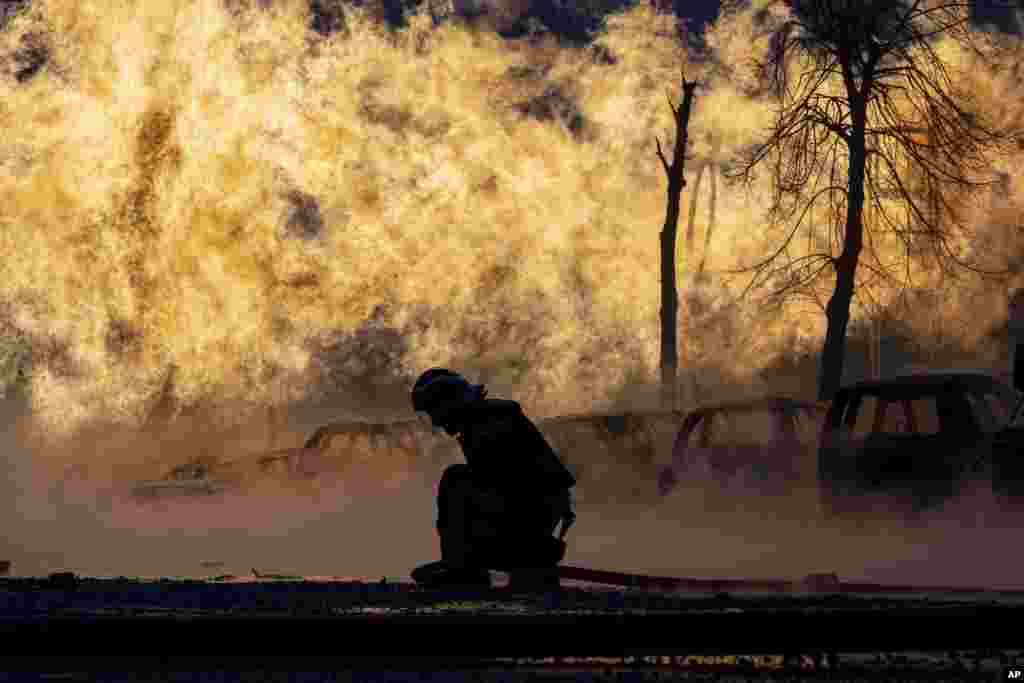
[818,371,1019,517]
[128,418,460,500]
[656,397,827,507]
[218,418,444,489]
[129,457,239,500]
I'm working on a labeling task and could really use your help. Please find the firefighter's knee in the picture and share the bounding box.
[437,464,473,532]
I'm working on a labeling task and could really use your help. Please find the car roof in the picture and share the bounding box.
[686,395,828,418]
[541,409,686,425]
[839,370,1007,393]
[837,371,1016,399]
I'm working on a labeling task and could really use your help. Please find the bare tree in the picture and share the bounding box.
[723,0,1023,400]
[655,70,699,410]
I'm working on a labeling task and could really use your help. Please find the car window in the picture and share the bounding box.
[984,392,1012,427]
[877,400,910,433]
[794,409,824,444]
[848,396,922,435]
[682,414,714,448]
[716,411,777,444]
[907,398,941,435]
[850,396,879,437]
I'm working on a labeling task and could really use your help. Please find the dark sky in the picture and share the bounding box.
[972,0,1024,33]
[482,0,1022,47]
[667,0,1023,36]
[666,0,720,30]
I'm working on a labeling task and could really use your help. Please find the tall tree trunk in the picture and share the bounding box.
[818,103,868,402]
[660,182,683,410]
[656,77,698,411]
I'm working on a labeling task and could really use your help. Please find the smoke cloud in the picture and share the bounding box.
[0,0,1022,587]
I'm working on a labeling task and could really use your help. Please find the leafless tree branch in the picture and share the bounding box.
[718,0,1023,399]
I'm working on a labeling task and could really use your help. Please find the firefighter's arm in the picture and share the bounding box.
[558,492,576,540]
[546,487,576,540]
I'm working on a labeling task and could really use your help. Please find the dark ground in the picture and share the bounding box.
[1,576,1022,681]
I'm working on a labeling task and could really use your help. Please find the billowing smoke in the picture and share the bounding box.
[0,0,1022,586]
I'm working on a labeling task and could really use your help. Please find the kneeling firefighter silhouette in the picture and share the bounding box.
[410,368,577,592]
